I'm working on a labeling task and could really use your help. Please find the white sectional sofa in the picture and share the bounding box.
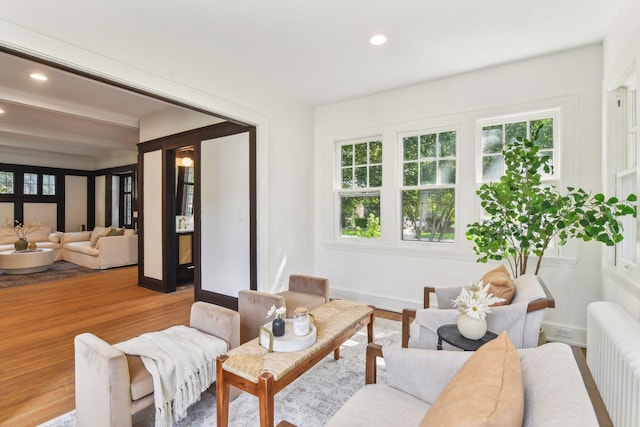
[0,225,63,261]
[62,226,138,270]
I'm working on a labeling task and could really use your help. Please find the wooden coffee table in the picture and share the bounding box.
[0,248,55,274]
[216,299,374,427]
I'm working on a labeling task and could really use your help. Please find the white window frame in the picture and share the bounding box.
[475,109,562,257]
[476,109,561,186]
[612,77,638,276]
[397,127,458,245]
[335,137,383,240]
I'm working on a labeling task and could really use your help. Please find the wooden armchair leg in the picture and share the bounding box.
[401,308,416,348]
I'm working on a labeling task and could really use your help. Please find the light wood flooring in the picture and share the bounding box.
[0,267,399,426]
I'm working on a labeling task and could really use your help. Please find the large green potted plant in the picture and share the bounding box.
[466,131,637,277]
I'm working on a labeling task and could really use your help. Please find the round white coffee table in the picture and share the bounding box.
[0,248,55,274]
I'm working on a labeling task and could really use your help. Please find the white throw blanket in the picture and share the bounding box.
[114,325,228,427]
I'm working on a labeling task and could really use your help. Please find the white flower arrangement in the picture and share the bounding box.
[452,281,506,320]
[266,304,286,320]
[3,218,44,240]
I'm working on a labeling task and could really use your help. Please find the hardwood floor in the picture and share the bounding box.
[0,267,400,426]
[0,266,194,427]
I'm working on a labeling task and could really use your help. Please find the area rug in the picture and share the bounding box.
[0,261,101,289]
[40,317,401,427]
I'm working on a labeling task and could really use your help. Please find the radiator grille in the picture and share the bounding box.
[587,301,640,427]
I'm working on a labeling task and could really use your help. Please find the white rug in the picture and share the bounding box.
[41,318,401,427]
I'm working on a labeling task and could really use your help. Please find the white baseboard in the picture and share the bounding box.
[542,321,587,347]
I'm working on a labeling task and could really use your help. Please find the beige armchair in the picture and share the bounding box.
[238,274,330,344]
[74,302,240,427]
[401,274,554,349]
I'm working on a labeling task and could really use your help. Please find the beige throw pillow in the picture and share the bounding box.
[481,265,515,306]
[420,331,524,427]
[90,227,112,248]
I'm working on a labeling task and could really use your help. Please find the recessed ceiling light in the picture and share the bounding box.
[369,34,387,46]
[0,108,4,114]
[30,73,48,81]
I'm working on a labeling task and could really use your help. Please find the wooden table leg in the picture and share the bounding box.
[216,355,230,427]
[258,372,275,427]
[333,347,340,360]
[367,307,375,344]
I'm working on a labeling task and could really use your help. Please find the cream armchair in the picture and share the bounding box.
[401,274,555,349]
[238,274,330,344]
[74,302,240,427]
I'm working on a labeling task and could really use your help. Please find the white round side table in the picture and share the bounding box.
[0,248,55,275]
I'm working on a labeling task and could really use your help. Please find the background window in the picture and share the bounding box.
[401,130,456,242]
[614,84,638,269]
[0,171,14,194]
[338,139,382,238]
[178,166,194,217]
[23,173,38,195]
[42,174,56,195]
[122,175,133,226]
[481,116,556,183]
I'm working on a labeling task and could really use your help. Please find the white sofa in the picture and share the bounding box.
[62,226,138,270]
[0,225,62,260]
[327,340,611,426]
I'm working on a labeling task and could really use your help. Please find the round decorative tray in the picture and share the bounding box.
[259,319,317,352]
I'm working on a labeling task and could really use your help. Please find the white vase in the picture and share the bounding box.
[457,315,487,340]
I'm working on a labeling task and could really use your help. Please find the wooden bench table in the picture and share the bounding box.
[216,299,375,427]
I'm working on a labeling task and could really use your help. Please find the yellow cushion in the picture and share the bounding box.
[420,332,524,427]
[481,265,515,306]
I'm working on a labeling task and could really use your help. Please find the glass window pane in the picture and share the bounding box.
[538,150,554,181]
[439,160,456,184]
[420,134,437,158]
[404,162,418,186]
[531,118,553,149]
[342,168,353,189]
[369,140,382,163]
[482,125,503,153]
[43,174,56,195]
[369,165,382,187]
[23,173,38,195]
[420,161,436,185]
[404,136,418,161]
[402,189,455,242]
[341,145,353,167]
[355,143,368,165]
[340,194,381,238]
[355,166,368,187]
[505,122,526,145]
[482,155,504,182]
[0,171,14,194]
[620,173,637,263]
[439,131,456,157]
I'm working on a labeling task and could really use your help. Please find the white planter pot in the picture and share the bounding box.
[457,315,487,340]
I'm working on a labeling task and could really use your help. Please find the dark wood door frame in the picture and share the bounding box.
[137,122,257,309]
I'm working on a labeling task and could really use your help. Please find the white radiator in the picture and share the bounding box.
[587,301,640,427]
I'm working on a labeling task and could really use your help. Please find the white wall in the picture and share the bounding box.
[23,203,56,230]
[0,9,315,291]
[139,107,225,142]
[65,176,87,232]
[143,150,163,280]
[200,133,250,297]
[601,0,640,317]
[94,175,106,227]
[315,45,604,345]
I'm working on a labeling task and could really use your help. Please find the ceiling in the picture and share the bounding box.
[0,50,214,166]
[0,0,624,166]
